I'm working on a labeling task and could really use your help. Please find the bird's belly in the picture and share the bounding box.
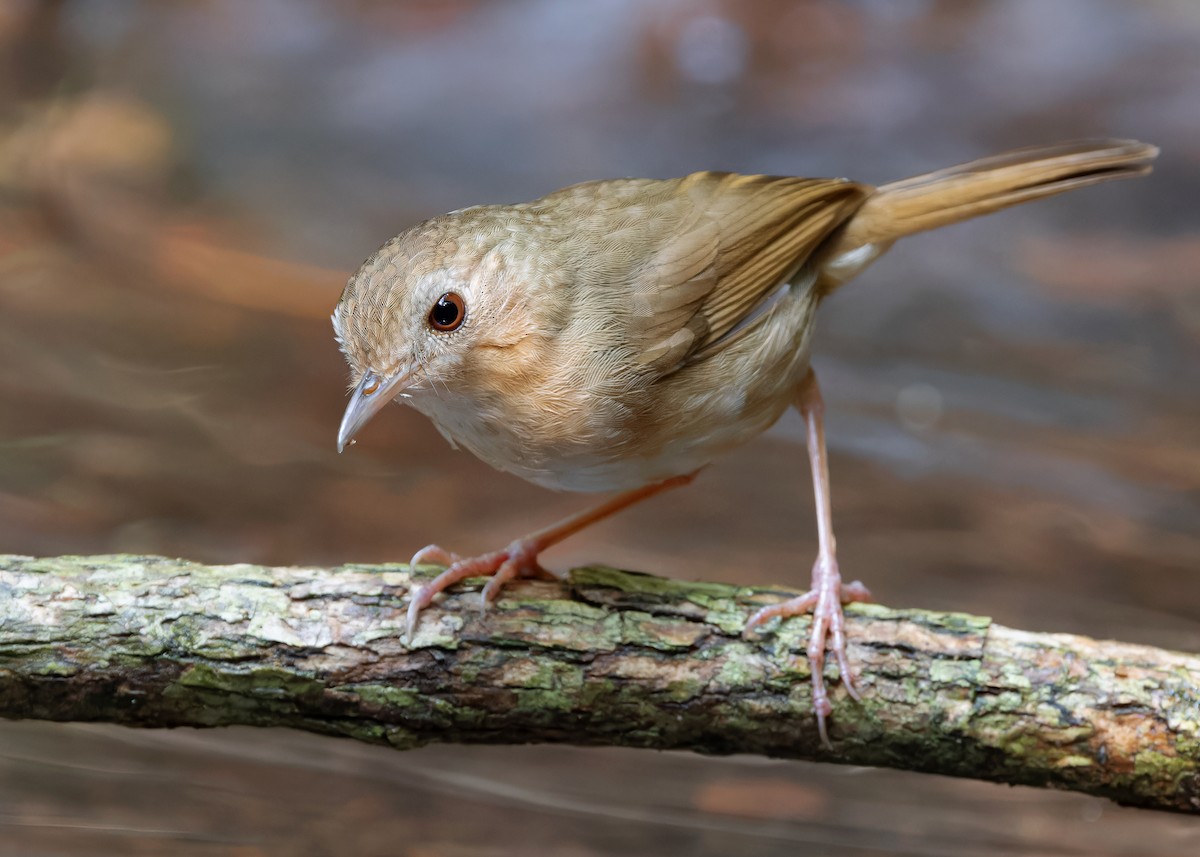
[414,393,682,493]
[429,411,772,493]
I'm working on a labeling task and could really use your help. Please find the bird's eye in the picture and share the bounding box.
[428,292,465,332]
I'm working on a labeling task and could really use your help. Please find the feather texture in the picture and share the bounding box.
[332,139,1157,492]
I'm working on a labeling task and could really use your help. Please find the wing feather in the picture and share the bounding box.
[631,172,868,371]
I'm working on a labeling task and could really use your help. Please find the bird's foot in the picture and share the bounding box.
[744,555,871,747]
[406,541,557,639]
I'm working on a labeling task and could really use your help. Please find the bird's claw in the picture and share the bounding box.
[410,544,464,568]
[404,539,550,640]
[744,556,871,748]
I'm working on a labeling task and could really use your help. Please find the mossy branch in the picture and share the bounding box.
[0,554,1196,813]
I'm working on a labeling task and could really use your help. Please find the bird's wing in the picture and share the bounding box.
[623,172,869,372]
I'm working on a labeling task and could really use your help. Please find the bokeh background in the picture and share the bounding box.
[1,1,1198,855]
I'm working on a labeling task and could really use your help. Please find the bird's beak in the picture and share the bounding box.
[337,368,414,453]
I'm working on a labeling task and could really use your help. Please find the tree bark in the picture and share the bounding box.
[0,553,1196,813]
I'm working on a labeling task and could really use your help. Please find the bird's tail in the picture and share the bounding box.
[817,139,1158,293]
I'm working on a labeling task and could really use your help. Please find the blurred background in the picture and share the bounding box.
[0,1,1197,854]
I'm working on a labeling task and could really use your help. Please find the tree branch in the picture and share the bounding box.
[1,554,1196,813]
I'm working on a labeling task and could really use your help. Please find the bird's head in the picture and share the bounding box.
[332,211,536,452]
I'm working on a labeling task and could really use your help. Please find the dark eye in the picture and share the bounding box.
[428,292,465,331]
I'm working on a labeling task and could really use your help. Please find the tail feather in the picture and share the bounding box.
[817,139,1157,291]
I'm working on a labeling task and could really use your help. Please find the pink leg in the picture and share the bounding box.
[744,369,871,746]
[406,473,697,639]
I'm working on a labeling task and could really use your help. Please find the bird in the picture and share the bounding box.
[333,139,1157,744]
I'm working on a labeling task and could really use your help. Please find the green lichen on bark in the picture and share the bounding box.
[0,553,1197,813]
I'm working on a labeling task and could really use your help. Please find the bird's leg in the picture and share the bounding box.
[406,472,697,639]
[744,369,871,746]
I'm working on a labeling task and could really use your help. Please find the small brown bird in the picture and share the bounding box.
[334,140,1156,743]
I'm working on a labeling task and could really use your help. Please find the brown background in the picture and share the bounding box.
[0,1,1197,854]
